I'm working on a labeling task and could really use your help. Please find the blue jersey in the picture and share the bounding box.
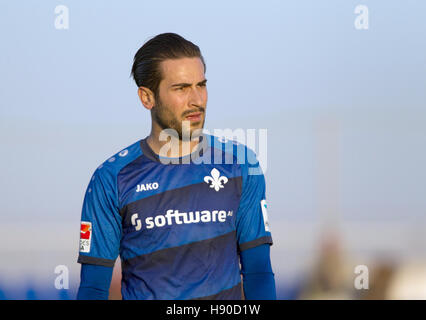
[77,134,273,300]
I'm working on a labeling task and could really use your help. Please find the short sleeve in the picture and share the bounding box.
[235,148,273,252]
[77,167,122,267]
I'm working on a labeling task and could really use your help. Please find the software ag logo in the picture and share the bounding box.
[130,209,233,231]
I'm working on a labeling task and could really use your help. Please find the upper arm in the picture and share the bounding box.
[235,147,273,252]
[78,167,122,267]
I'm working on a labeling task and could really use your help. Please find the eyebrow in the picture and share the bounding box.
[170,79,208,88]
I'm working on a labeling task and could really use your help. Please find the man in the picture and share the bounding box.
[77,33,276,300]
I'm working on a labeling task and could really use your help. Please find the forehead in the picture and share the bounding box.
[159,57,205,84]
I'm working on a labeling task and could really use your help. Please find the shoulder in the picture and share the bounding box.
[91,139,143,183]
[203,133,254,160]
[203,133,262,173]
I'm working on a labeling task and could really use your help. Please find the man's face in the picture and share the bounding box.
[152,57,208,140]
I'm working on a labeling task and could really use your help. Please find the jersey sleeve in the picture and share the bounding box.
[77,166,122,267]
[235,147,273,252]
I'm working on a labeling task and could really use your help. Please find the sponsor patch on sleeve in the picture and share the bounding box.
[79,221,92,253]
[260,200,270,232]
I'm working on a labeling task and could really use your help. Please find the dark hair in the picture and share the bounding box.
[131,33,206,97]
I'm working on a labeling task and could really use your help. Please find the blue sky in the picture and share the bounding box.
[1,0,425,222]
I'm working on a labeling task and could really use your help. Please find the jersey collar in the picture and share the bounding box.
[140,134,205,164]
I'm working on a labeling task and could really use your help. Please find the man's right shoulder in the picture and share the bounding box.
[92,139,143,179]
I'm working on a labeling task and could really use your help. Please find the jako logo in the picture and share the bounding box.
[131,209,233,231]
[136,182,159,192]
[204,168,228,191]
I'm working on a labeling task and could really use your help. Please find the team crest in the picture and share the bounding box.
[204,168,228,191]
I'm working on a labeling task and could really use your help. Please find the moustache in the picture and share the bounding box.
[181,107,205,118]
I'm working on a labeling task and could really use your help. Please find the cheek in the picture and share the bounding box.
[161,92,182,108]
[166,95,187,117]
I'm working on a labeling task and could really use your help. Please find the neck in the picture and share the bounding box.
[146,124,201,158]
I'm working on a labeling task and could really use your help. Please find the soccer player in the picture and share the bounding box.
[77,33,276,300]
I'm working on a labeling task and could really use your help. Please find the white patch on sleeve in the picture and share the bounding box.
[260,200,270,232]
[79,221,92,253]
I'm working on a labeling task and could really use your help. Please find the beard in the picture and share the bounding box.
[152,93,205,141]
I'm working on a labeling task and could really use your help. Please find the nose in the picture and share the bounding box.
[188,85,206,107]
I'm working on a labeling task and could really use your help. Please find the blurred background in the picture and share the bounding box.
[1,0,425,299]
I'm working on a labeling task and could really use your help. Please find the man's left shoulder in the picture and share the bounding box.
[203,133,255,161]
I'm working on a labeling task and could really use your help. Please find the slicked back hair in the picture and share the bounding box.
[131,33,206,99]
